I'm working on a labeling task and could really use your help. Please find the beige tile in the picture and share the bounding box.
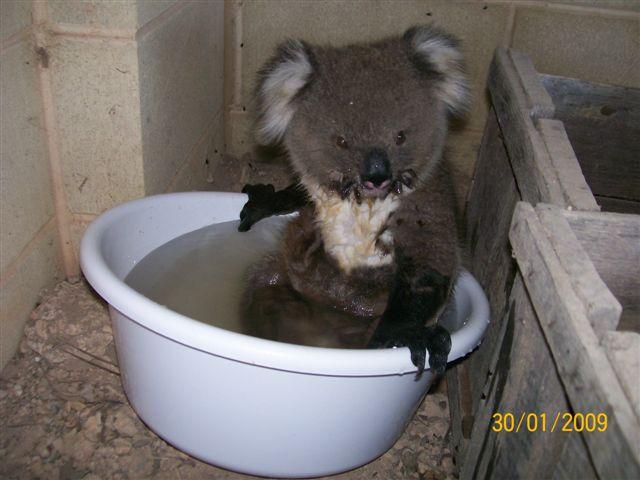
[0,41,56,272]
[544,0,640,11]
[233,0,510,153]
[0,227,64,370]
[166,111,225,193]
[225,110,252,157]
[0,0,32,41]
[48,0,137,30]
[136,0,179,27]
[137,0,224,195]
[512,7,640,88]
[49,37,144,215]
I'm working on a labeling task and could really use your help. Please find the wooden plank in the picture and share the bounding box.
[603,331,640,417]
[488,48,565,206]
[535,203,621,335]
[508,49,555,119]
[561,209,640,332]
[509,202,640,479]
[595,195,640,215]
[460,276,521,480]
[464,110,520,416]
[552,433,598,480]
[446,361,472,469]
[461,276,579,480]
[537,119,600,212]
[541,74,640,202]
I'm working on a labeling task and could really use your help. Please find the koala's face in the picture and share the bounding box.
[255,27,469,199]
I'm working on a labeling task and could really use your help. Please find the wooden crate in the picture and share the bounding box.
[447,47,640,478]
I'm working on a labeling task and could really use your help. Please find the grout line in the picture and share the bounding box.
[165,110,222,193]
[38,1,190,42]
[0,25,32,54]
[483,0,640,19]
[49,23,135,41]
[136,0,190,41]
[502,4,517,47]
[228,0,243,109]
[72,213,98,223]
[0,218,57,288]
[32,0,80,282]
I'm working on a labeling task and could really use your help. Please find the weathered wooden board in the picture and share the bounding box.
[464,110,520,418]
[537,119,600,212]
[603,331,640,417]
[509,49,555,119]
[460,276,593,479]
[454,47,639,479]
[535,204,621,335]
[541,74,640,205]
[509,202,640,479]
[551,432,598,480]
[562,209,640,334]
[445,358,472,466]
[488,48,564,206]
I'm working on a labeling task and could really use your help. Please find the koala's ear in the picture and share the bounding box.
[254,39,315,145]
[404,26,470,116]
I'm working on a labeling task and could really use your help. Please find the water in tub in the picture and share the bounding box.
[125,217,374,348]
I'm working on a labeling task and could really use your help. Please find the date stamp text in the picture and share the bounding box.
[491,412,608,433]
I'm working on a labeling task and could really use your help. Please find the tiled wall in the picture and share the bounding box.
[223,0,639,202]
[1,2,64,369]
[0,0,225,370]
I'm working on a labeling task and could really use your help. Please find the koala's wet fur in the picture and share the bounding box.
[239,26,469,376]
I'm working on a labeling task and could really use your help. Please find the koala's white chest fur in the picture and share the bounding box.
[309,187,399,274]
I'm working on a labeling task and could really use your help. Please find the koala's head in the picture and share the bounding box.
[254,26,469,199]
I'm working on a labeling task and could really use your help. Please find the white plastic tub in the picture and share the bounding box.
[80,192,489,478]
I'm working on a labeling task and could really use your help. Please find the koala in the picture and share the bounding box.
[238,25,469,376]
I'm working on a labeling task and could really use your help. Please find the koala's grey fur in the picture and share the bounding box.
[241,25,469,374]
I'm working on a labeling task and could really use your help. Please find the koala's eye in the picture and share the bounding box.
[335,135,348,149]
[395,130,406,145]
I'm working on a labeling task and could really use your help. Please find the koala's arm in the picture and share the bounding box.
[238,183,309,232]
[368,181,457,376]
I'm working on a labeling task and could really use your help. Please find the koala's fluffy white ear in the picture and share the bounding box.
[254,39,314,145]
[404,26,470,116]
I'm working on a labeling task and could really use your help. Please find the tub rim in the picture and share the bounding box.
[80,191,489,377]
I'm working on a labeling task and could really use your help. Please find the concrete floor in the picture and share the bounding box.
[0,153,456,479]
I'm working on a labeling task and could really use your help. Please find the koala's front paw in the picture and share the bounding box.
[239,184,277,232]
[370,323,451,378]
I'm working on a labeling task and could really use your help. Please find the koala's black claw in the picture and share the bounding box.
[424,324,452,376]
[391,179,403,195]
[369,323,451,379]
[409,344,426,378]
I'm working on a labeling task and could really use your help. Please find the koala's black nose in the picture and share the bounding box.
[361,148,391,188]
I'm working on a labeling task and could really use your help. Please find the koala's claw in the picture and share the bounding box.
[388,170,417,197]
[238,183,277,232]
[369,324,451,378]
[391,179,404,195]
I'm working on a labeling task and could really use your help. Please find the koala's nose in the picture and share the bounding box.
[361,148,392,189]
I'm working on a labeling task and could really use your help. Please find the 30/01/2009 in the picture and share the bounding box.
[491,412,608,433]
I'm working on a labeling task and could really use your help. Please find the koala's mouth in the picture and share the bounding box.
[333,169,417,202]
[360,179,392,198]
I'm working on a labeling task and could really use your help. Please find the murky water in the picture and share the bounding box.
[125,216,374,347]
[125,217,290,333]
